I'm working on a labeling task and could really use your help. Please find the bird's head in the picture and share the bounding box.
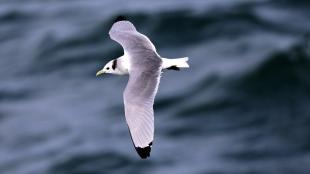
[96,60,115,76]
[96,59,125,76]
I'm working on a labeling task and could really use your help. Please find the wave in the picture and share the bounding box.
[236,36,310,96]
[25,4,291,75]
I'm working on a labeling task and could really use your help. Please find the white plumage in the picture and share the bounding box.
[96,19,189,159]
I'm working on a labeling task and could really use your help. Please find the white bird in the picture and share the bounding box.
[96,18,189,159]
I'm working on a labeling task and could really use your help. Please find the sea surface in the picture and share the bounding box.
[1,0,310,174]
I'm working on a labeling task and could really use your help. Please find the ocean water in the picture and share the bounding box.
[1,0,310,174]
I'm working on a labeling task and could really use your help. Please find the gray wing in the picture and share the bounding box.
[110,20,162,158]
[123,65,161,159]
[109,21,156,54]
[123,51,162,158]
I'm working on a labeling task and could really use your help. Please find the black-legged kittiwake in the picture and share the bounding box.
[96,18,189,159]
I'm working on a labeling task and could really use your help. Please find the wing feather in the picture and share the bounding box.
[110,20,162,159]
[109,21,156,54]
[123,66,161,158]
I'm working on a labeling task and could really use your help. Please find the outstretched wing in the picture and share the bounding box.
[109,21,156,54]
[123,50,162,158]
[110,20,162,159]
[123,71,159,158]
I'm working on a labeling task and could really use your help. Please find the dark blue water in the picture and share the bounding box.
[1,0,310,174]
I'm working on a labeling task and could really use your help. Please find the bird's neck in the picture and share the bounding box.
[116,55,130,75]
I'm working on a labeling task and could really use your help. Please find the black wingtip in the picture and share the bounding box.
[167,65,180,71]
[135,142,152,159]
[114,15,127,23]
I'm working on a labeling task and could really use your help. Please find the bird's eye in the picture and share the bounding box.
[106,67,110,70]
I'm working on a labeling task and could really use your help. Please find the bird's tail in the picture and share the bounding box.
[161,57,189,70]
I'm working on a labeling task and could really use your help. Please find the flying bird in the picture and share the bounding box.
[96,18,189,159]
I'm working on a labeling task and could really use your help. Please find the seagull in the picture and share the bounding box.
[96,17,189,159]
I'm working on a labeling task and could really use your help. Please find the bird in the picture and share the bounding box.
[96,17,189,159]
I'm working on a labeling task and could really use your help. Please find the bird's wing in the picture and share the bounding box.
[123,66,161,158]
[109,21,156,54]
[123,51,162,158]
[122,47,162,159]
[110,20,162,158]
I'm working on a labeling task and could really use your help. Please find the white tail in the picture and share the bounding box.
[161,57,189,70]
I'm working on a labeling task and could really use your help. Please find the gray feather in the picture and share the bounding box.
[110,21,162,149]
